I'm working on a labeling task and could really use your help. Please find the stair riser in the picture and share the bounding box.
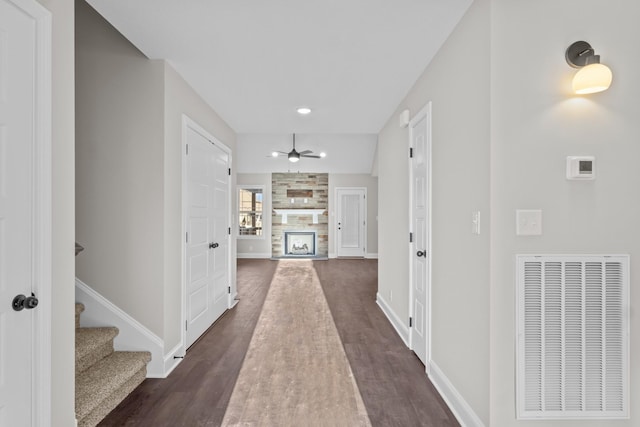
[78,367,147,427]
[76,341,114,375]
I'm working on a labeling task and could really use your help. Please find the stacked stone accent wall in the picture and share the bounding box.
[272,173,328,258]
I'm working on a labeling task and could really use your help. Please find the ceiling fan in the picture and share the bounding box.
[274,134,322,163]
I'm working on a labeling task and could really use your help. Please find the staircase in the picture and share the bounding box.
[75,303,151,427]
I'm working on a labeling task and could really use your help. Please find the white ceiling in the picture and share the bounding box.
[85,0,473,135]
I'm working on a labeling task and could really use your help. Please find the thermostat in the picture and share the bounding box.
[566,156,595,180]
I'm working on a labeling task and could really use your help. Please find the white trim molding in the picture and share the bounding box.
[365,253,378,259]
[75,278,178,378]
[237,252,272,259]
[429,361,485,427]
[375,293,409,346]
[274,208,326,224]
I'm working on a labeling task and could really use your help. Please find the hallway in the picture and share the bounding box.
[99,259,458,426]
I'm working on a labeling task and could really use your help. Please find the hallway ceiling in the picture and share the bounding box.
[85,0,473,135]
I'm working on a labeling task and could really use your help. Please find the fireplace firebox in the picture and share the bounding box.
[284,231,316,257]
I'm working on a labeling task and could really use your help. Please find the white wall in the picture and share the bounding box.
[76,0,237,355]
[76,0,166,337]
[328,174,378,258]
[38,0,76,423]
[236,173,272,258]
[490,0,640,425]
[377,0,491,423]
[164,63,237,350]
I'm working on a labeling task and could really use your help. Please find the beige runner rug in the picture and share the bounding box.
[222,259,371,427]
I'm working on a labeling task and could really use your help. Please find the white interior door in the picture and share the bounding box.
[0,0,50,424]
[409,104,431,366]
[184,123,230,349]
[336,188,366,257]
[210,142,229,323]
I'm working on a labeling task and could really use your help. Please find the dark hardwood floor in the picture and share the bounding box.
[314,259,459,426]
[99,259,459,426]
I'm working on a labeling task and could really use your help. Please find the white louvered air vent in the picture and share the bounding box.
[516,255,629,420]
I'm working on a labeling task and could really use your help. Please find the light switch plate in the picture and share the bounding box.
[516,210,542,236]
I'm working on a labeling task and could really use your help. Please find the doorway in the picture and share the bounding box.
[408,103,432,368]
[0,0,51,423]
[182,116,231,350]
[335,188,366,258]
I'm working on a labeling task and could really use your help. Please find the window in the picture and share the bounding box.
[238,186,264,238]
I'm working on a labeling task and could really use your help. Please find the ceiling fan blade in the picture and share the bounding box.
[298,150,313,155]
[277,151,289,155]
[301,154,321,159]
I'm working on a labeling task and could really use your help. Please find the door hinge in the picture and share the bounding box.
[228,286,231,294]
[409,147,413,158]
[186,144,189,155]
[228,227,231,235]
[186,232,189,243]
[409,317,413,327]
[409,232,413,243]
[228,168,231,176]
[185,320,188,331]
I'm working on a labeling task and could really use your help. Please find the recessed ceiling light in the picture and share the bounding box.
[296,107,312,115]
[320,152,326,158]
[271,152,279,157]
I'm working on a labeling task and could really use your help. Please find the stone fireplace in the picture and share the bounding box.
[271,173,328,259]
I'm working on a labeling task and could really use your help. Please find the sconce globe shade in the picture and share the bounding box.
[572,63,612,94]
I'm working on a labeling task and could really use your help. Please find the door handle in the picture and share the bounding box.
[416,250,426,258]
[209,242,219,249]
[12,293,38,311]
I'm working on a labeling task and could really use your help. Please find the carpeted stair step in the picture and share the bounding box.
[76,327,118,374]
[76,351,151,427]
[76,303,85,329]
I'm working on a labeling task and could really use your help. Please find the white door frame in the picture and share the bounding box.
[4,0,53,423]
[408,103,432,373]
[180,115,233,355]
[335,187,367,258]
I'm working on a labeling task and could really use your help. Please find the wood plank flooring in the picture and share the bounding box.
[314,259,459,426]
[99,259,459,426]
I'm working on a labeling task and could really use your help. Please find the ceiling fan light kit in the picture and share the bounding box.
[275,134,323,163]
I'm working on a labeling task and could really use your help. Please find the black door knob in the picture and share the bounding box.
[416,250,426,258]
[209,242,219,249]
[25,294,38,309]
[12,294,26,311]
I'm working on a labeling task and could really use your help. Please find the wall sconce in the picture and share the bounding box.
[565,41,612,94]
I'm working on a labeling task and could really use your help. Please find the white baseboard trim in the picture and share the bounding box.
[329,253,377,259]
[237,252,271,259]
[75,278,167,378]
[375,293,409,346]
[160,342,184,378]
[229,293,239,309]
[428,360,485,427]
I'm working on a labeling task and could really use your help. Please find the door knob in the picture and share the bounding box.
[416,250,426,258]
[12,293,38,311]
[26,294,38,309]
[209,242,219,249]
[12,294,26,311]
